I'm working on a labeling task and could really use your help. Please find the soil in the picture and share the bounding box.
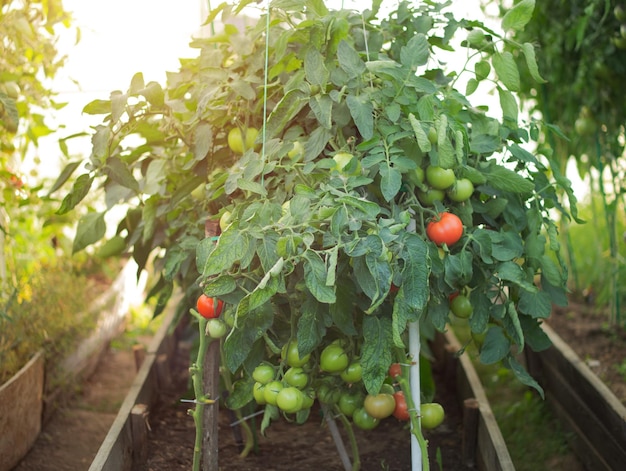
[12,297,625,471]
[138,342,465,471]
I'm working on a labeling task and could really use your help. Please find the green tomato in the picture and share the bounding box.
[219,210,232,232]
[352,407,380,430]
[340,361,363,384]
[316,383,342,405]
[253,382,267,405]
[206,318,228,339]
[283,367,309,389]
[288,141,304,159]
[301,389,316,409]
[417,188,445,206]
[227,127,258,154]
[338,391,364,418]
[421,403,445,429]
[364,393,396,419]
[263,381,284,406]
[252,364,275,384]
[427,126,438,144]
[450,294,473,319]
[447,178,474,202]
[426,165,456,190]
[276,387,304,413]
[320,344,349,373]
[332,152,362,175]
[281,340,311,367]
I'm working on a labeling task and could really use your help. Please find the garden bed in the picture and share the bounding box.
[89,325,514,471]
[525,303,626,471]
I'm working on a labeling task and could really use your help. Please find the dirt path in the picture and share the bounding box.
[13,345,138,471]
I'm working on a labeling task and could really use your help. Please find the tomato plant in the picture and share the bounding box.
[252,364,275,385]
[426,212,464,246]
[283,367,309,389]
[450,294,473,319]
[276,387,304,413]
[196,294,224,319]
[206,318,228,338]
[340,361,363,384]
[56,0,576,467]
[338,391,364,418]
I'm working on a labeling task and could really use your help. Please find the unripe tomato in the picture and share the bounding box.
[332,152,361,175]
[276,387,304,413]
[338,391,364,418]
[283,367,309,389]
[253,382,267,404]
[281,340,311,367]
[406,166,425,186]
[263,380,284,406]
[392,391,410,421]
[196,294,224,319]
[426,165,456,190]
[364,393,396,419]
[219,210,232,232]
[417,188,445,206]
[352,407,380,430]
[320,344,349,373]
[447,178,474,202]
[228,127,258,154]
[252,364,275,384]
[340,361,362,384]
[206,318,228,338]
[426,212,463,246]
[450,294,473,319]
[421,403,445,429]
[288,141,304,159]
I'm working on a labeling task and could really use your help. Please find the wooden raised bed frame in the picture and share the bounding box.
[89,319,515,471]
[525,322,626,471]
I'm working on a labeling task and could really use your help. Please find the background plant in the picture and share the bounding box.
[503,0,626,324]
[56,0,575,466]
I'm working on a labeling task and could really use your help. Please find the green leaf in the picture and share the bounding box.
[400,232,429,311]
[520,316,552,352]
[82,99,110,115]
[297,296,330,355]
[361,315,393,395]
[492,52,520,92]
[202,275,237,297]
[265,88,308,140]
[337,40,366,78]
[346,94,374,140]
[503,302,524,350]
[73,211,106,253]
[497,261,538,292]
[409,114,431,153]
[502,0,536,32]
[193,122,213,161]
[474,60,491,81]
[310,94,333,129]
[142,195,158,244]
[466,77,479,96]
[444,251,473,288]
[479,325,511,364]
[485,165,534,194]
[203,230,252,276]
[237,274,280,317]
[521,42,546,83]
[331,281,358,336]
[105,157,139,192]
[303,250,336,303]
[224,304,274,372]
[48,160,81,195]
[518,289,552,319]
[57,174,94,215]
[225,376,254,409]
[140,81,165,107]
[400,33,429,68]
[379,163,402,202]
[470,134,500,154]
[304,47,329,86]
[503,355,544,398]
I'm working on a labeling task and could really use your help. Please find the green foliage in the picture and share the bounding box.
[0,258,111,384]
[57,0,573,414]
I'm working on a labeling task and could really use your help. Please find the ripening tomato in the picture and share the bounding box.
[196,294,224,319]
[426,212,463,246]
[392,391,410,421]
[206,318,228,338]
[364,393,396,419]
[388,363,402,379]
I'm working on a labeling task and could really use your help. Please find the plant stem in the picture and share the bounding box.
[322,404,353,471]
[191,315,210,471]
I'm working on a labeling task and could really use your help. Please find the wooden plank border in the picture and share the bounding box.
[525,322,626,471]
[88,296,181,471]
[432,329,516,471]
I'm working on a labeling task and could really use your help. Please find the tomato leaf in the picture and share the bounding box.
[265,88,308,140]
[518,289,552,319]
[485,165,534,194]
[400,33,429,68]
[346,94,374,140]
[57,173,93,215]
[379,162,402,202]
[303,250,336,303]
[479,325,511,364]
[361,315,393,395]
[498,87,519,123]
[337,40,366,78]
[503,355,544,399]
[331,280,358,336]
[519,316,552,352]
[400,232,430,311]
[310,94,333,129]
[72,211,106,253]
[201,275,237,298]
[203,230,252,276]
[444,251,473,288]
[497,261,538,292]
[304,47,329,86]
[503,303,524,351]
[297,296,330,356]
[502,0,536,32]
[225,376,254,409]
[224,304,274,373]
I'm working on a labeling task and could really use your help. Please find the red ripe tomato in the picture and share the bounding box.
[196,294,224,319]
[388,363,402,379]
[393,391,410,421]
[426,212,463,246]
